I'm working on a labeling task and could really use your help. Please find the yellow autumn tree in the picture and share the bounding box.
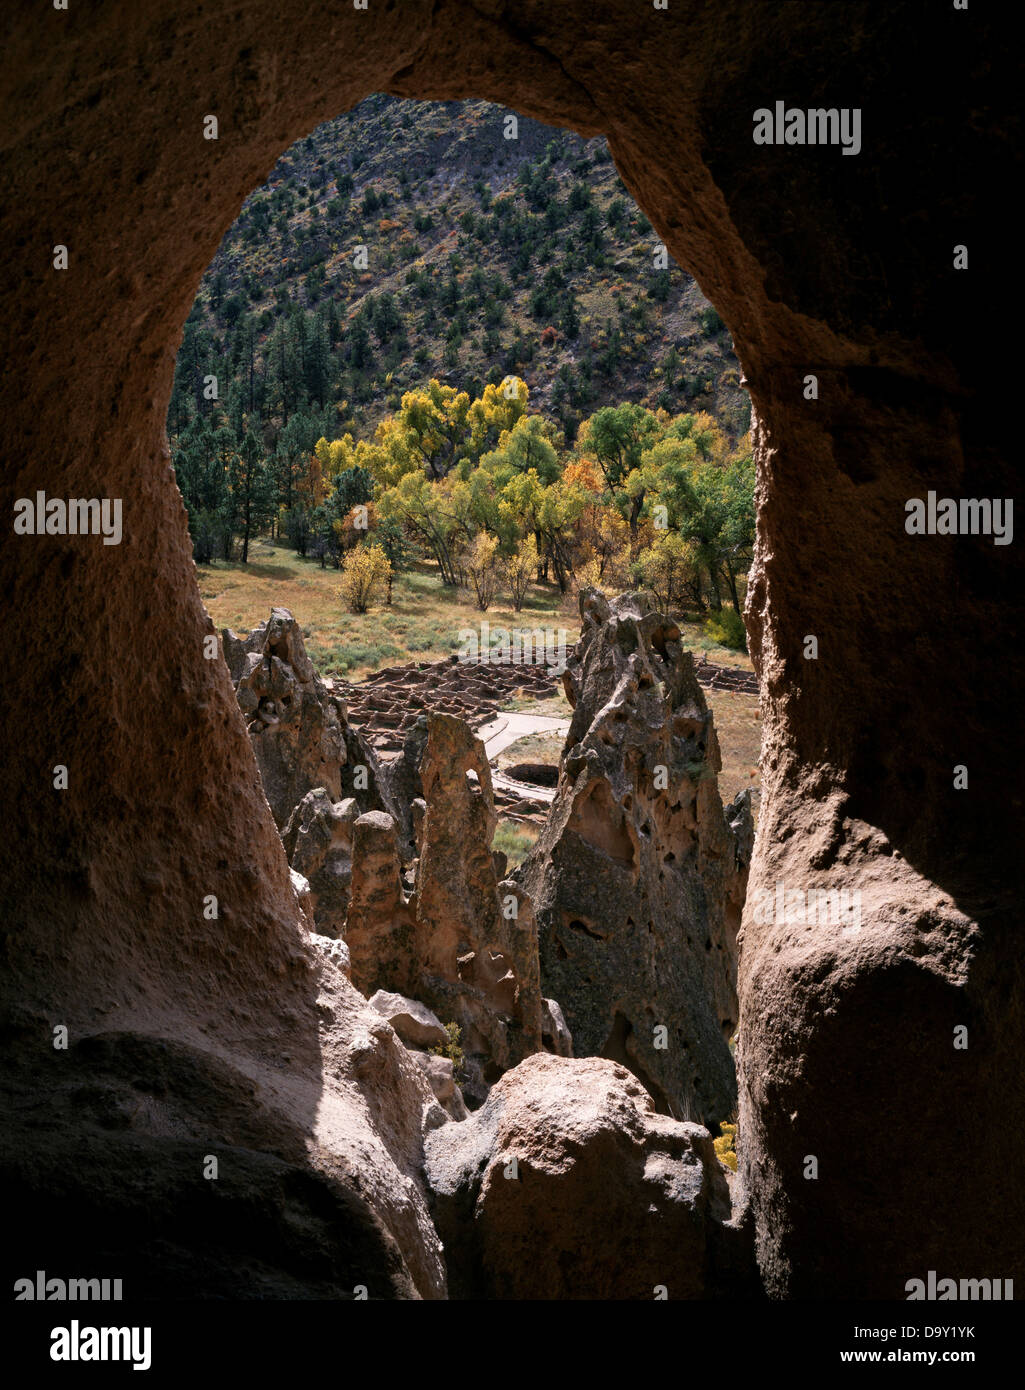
[714,1121,738,1173]
[340,543,391,614]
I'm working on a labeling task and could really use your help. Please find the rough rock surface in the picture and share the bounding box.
[541,998,573,1058]
[518,591,752,1130]
[290,868,316,934]
[3,0,1018,1300]
[224,608,396,829]
[281,790,359,938]
[311,931,351,978]
[344,810,418,995]
[3,942,448,1300]
[340,716,554,1108]
[383,718,429,858]
[424,1053,746,1299]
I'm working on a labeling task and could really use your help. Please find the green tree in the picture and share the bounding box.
[632,532,697,612]
[371,516,412,604]
[480,414,560,487]
[579,403,660,535]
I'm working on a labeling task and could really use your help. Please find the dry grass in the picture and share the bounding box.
[704,689,762,815]
[197,540,761,808]
[503,689,572,718]
[675,623,753,670]
[491,820,540,867]
[197,543,574,680]
[197,539,755,678]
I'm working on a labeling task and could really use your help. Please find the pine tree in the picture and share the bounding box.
[229,425,276,563]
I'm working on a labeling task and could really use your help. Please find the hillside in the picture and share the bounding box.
[169,94,749,452]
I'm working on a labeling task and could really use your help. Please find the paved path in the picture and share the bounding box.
[479,711,570,806]
[478,712,570,760]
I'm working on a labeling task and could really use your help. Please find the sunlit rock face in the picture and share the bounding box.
[424,1053,751,1300]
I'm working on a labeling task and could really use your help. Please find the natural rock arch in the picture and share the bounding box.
[2,1,1019,1298]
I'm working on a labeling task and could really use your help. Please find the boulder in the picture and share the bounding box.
[424,1054,748,1299]
[517,590,753,1131]
[369,991,448,1049]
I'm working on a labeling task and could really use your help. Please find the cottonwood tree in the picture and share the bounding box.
[632,532,698,612]
[480,413,560,486]
[340,543,392,614]
[579,403,660,535]
[378,470,461,585]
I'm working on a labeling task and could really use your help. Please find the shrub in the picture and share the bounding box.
[505,534,538,612]
[703,606,747,651]
[466,532,501,612]
[429,1022,466,1081]
[714,1121,738,1173]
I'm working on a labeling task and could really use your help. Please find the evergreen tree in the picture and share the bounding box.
[229,425,276,563]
